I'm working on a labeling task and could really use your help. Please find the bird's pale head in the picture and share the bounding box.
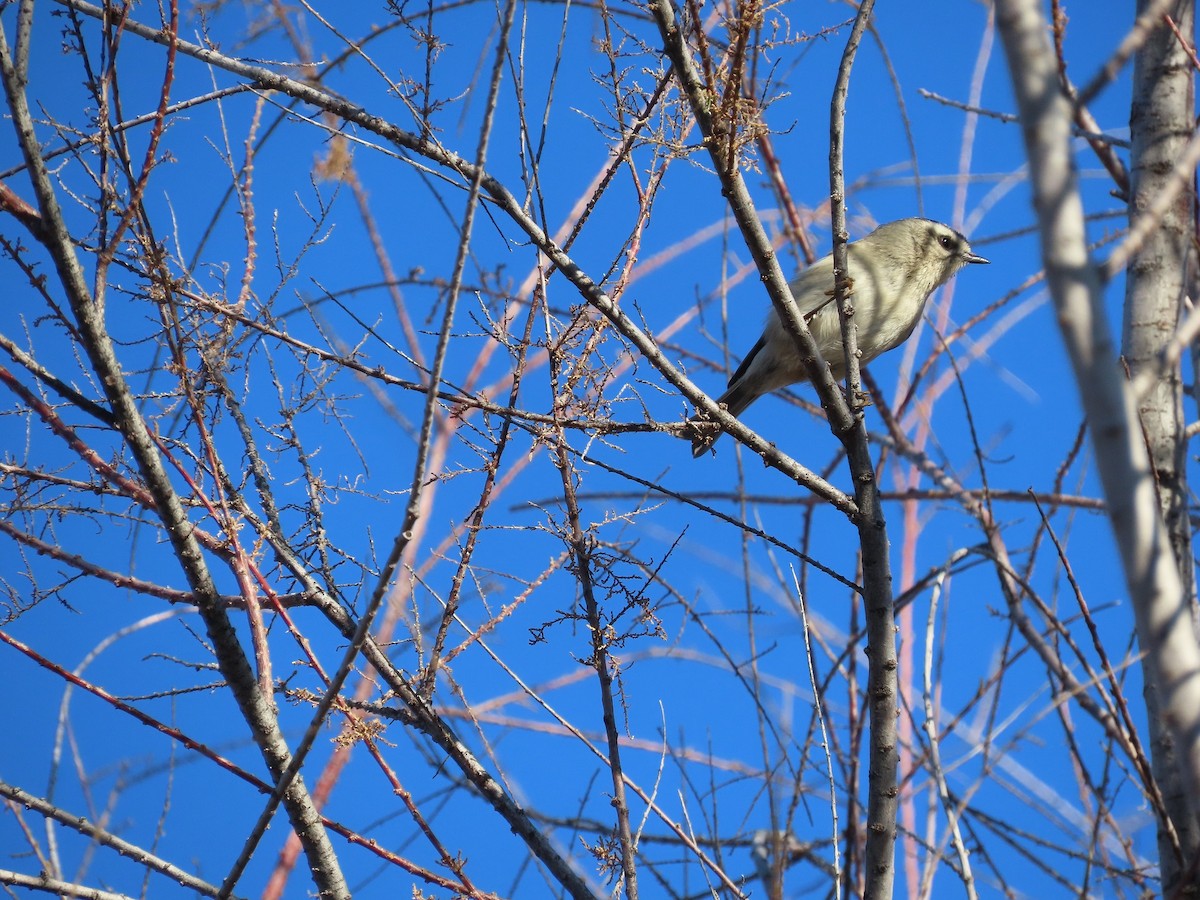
[866,217,989,292]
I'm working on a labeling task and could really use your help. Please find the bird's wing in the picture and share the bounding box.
[726,334,766,388]
[787,255,838,317]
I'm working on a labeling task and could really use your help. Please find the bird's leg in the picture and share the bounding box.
[844,385,874,408]
[809,276,856,323]
[822,275,855,299]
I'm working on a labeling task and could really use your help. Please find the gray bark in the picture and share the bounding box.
[995,3,1200,894]
[1123,0,1200,889]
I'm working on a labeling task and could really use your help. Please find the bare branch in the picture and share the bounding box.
[996,0,1200,836]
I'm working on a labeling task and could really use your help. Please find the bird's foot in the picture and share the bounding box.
[847,387,873,408]
[823,275,855,298]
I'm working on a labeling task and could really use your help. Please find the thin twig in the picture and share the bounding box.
[920,572,978,900]
[794,568,841,899]
[917,89,1130,148]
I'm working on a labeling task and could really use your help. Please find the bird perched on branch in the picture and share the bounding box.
[690,217,988,457]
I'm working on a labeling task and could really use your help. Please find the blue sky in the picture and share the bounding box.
[0,1,1167,897]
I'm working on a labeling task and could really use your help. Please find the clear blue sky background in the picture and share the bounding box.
[0,1,1161,897]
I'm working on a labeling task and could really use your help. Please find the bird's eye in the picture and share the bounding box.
[938,234,955,251]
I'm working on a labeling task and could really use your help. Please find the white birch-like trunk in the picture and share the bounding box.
[995,3,1200,894]
[1123,0,1200,889]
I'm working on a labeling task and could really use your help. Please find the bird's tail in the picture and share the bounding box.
[689,377,761,458]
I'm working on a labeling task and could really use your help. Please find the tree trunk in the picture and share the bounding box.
[1124,1,1200,891]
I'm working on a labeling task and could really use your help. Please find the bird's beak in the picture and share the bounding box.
[964,251,989,265]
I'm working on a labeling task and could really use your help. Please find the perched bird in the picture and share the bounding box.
[691,217,988,457]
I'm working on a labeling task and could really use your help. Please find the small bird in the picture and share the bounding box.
[691,217,988,457]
